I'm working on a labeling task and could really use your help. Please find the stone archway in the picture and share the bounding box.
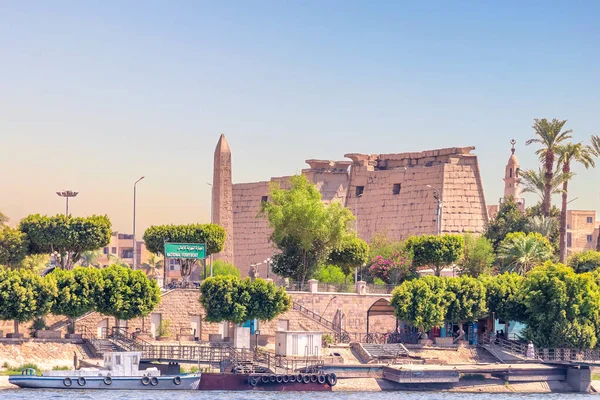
[366,298,395,336]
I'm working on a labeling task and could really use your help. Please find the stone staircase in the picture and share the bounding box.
[359,343,410,361]
[292,301,350,341]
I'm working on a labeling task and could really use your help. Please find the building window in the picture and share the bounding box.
[509,168,512,178]
[393,183,401,195]
[103,247,109,255]
[122,249,133,259]
[567,233,572,248]
[355,186,364,197]
[111,247,117,254]
[261,196,268,203]
[587,217,593,223]
[587,235,593,243]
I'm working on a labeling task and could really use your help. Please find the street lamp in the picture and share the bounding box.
[354,192,362,283]
[133,176,145,270]
[56,190,79,215]
[264,258,271,279]
[206,182,213,276]
[426,185,442,235]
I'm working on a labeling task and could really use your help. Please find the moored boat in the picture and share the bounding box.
[9,351,200,390]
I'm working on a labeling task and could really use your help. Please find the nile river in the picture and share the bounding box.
[0,391,597,399]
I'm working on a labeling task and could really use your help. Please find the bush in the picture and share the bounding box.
[567,250,600,273]
[212,260,241,278]
[315,265,346,284]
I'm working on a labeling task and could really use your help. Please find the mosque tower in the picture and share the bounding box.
[504,139,521,199]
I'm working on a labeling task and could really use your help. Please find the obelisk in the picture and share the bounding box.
[212,134,234,265]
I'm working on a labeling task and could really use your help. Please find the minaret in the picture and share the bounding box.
[212,134,234,265]
[504,139,521,199]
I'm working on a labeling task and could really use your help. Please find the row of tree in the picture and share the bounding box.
[0,265,161,335]
[391,262,600,349]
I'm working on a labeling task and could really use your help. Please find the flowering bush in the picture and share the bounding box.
[369,252,413,284]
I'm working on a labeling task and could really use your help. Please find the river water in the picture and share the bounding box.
[0,390,597,399]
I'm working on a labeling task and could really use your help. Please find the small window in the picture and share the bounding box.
[103,247,109,255]
[261,196,268,203]
[509,168,513,178]
[111,247,117,254]
[567,233,572,247]
[393,183,401,195]
[587,217,593,223]
[115,355,121,365]
[587,235,593,243]
[355,186,364,197]
[132,355,139,365]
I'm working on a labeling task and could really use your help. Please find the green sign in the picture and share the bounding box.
[164,243,206,259]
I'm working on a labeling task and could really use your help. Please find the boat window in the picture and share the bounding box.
[115,355,121,365]
[132,355,139,365]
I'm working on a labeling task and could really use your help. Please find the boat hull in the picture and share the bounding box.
[198,373,332,391]
[9,374,200,390]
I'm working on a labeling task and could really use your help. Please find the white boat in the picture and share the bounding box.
[9,351,201,390]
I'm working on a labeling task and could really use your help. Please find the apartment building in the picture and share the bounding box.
[97,231,149,269]
[567,210,600,256]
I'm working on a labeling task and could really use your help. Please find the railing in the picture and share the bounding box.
[316,283,355,293]
[292,301,350,341]
[365,284,396,294]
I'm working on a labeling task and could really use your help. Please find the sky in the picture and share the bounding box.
[1,1,599,235]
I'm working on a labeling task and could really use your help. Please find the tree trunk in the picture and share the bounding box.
[559,163,570,263]
[301,249,307,289]
[13,320,19,335]
[543,151,554,217]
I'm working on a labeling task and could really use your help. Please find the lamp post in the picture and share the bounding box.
[133,176,145,270]
[56,190,79,215]
[354,192,362,283]
[264,258,271,279]
[206,182,213,276]
[426,185,442,235]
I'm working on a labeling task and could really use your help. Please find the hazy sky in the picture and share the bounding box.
[1,1,599,235]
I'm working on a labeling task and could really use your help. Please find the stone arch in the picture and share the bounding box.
[366,298,395,336]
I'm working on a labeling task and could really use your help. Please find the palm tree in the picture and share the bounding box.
[142,253,164,279]
[527,215,558,238]
[108,254,130,268]
[520,166,571,206]
[556,142,596,262]
[526,118,573,216]
[77,250,102,267]
[497,233,553,276]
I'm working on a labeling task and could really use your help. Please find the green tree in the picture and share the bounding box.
[484,196,529,250]
[259,175,354,284]
[525,118,573,216]
[246,278,291,321]
[142,253,164,279]
[315,264,347,284]
[0,268,56,336]
[520,166,571,208]
[391,276,447,333]
[556,142,596,262]
[77,250,102,267]
[520,262,600,348]
[497,232,553,275]
[211,260,241,278]
[0,226,28,268]
[19,214,112,269]
[567,250,600,273]
[525,203,560,253]
[444,276,487,334]
[17,254,51,275]
[458,234,495,277]
[328,235,369,282]
[480,273,526,323]
[143,224,226,280]
[199,276,291,324]
[405,234,464,276]
[0,211,8,226]
[50,267,103,333]
[94,265,161,324]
